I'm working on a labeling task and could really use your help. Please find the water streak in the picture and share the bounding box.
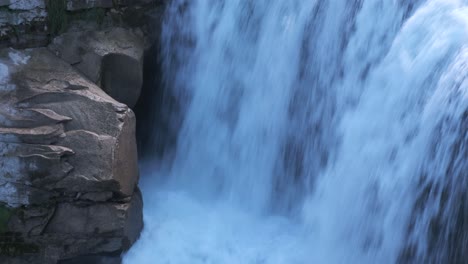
[125,1,468,263]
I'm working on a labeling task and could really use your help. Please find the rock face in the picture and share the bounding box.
[48,27,147,108]
[66,0,114,11]
[0,0,164,107]
[0,48,142,263]
[0,0,163,49]
[0,0,48,48]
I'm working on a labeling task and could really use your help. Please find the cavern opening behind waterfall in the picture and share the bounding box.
[125,0,468,263]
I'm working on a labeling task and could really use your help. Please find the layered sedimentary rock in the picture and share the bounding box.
[0,0,163,49]
[0,48,142,263]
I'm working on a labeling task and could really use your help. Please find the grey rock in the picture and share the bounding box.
[80,191,113,202]
[0,48,142,263]
[1,48,139,198]
[0,1,10,7]
[66,0,114,11]
[49,27,147,108]
[9,1,45,10]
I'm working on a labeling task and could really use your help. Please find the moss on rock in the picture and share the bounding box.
[0,233,40,257]
[46,0,109,35]
[70,8,107,25]
[46,0,68,35]
[0,206,13,233]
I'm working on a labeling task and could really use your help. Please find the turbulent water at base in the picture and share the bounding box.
[125,0,468,263]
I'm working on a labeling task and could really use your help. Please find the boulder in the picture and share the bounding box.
[48,27,147,108]
[0,48,142,263]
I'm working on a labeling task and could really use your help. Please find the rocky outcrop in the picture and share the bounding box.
[0,0,48,48]
[0,0,165,107]
[0,0,164,49]
[0,1,167,262]
[0,48,142,263]
[48,27,147,108]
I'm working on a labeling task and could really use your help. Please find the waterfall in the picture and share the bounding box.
[125,0,468,263]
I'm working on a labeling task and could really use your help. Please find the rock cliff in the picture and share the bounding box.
[0,1,166,262]
[0,47,143,264]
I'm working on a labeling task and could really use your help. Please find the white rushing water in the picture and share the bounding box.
[125,0,468,263]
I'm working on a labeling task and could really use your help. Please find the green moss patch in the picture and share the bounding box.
[46,0,68,35]
[46,0,109,35]
[70,8,107,25]
[0,206,13,233]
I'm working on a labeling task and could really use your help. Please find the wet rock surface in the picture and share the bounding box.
[0,48,142,263]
